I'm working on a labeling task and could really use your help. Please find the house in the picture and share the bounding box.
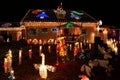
[0,22,25,42]
[20,8,99,44]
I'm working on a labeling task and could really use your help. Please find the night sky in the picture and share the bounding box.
[0,0,119,27]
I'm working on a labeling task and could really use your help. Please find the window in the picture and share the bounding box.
[42,28,48,34]
[51,28,58,33]
[81,29,86,34]
[28,28,38,36]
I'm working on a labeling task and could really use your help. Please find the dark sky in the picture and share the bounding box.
[0,0,119,27]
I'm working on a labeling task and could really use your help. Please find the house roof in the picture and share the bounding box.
[0,22,25,31]
[21,9,98,23]
[0,22,20,27]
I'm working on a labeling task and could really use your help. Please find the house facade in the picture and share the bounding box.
[20,9,99,44]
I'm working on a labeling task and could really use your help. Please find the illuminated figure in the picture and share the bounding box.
[4,58,8,73]
[39,53,47,79]
[6,49,12,72]
[34,53,56,79]
[57,2,63,10]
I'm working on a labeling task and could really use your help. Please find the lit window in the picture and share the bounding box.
[51,28,58,32]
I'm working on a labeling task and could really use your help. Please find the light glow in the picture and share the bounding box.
[36,12,49,19]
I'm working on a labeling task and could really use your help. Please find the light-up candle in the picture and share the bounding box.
[39,39,42,44]
[29,49,32,59]
[19,49,22,64]
[80,42,82,49]
[89,43,91,50]
[96,22,100,37]
[91,33,95,43]
[39,45,42,54]
[70,44,72,51]
[48,45,51,53]
[56,57,59,66]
